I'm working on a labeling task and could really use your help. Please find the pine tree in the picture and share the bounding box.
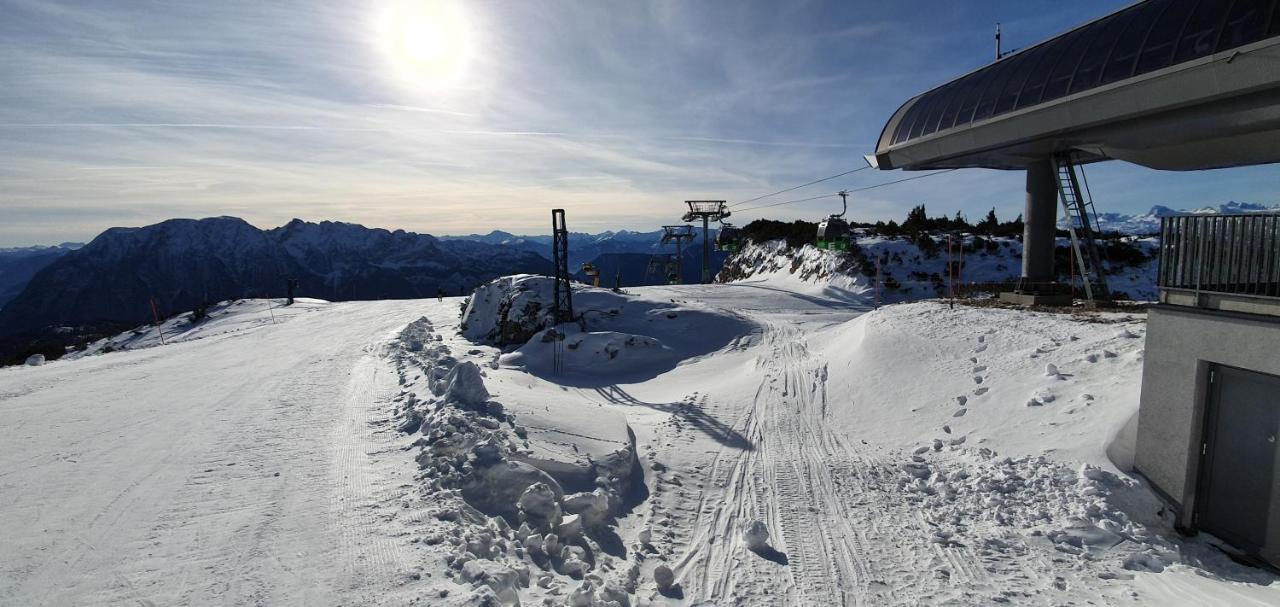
[977,208,999,232]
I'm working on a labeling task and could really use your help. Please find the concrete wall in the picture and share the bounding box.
[1135,304,1280,528]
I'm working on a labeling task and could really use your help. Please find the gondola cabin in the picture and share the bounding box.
[715,224,742,253]
[816,216,850,251]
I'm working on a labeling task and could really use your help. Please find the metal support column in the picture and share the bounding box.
[551,209,573,324]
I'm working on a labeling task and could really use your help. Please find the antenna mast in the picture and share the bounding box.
[995,23,1002,60]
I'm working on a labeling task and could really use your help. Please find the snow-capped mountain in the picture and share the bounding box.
[0,242,83,309]
[442,228,718,268]
[1086,201,1280,234]
[0,217,551,357]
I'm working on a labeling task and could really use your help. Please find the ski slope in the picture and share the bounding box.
[1,280,1277,606]
[0,300,432,606]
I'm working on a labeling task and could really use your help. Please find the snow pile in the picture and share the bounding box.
[23,354,44,366]
[466,274,752,385]
[389,316,645,604]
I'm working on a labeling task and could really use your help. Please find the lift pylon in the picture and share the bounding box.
[681,201,730,283]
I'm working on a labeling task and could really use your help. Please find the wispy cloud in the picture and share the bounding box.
[0,0,1274,246]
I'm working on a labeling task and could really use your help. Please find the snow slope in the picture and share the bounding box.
[2,272,1277,605]
[0,298,435,605]
[722,234,1160,302]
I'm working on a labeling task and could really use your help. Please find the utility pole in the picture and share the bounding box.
[682,201,730,284]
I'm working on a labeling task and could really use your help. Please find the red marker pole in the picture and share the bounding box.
[149,296,167,345]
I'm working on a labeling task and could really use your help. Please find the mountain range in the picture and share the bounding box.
[440,228,716,269]
[0,217,555,363]
[1087,201,1280,234]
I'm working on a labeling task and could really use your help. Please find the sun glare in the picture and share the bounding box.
[377,0,473,91]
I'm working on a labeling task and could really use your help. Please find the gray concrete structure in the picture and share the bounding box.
[1021,159,1057,283]
[1135,302,1280,517]
[1135,212,1280,565]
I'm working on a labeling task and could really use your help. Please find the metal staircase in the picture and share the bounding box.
[1053,153,1110,303]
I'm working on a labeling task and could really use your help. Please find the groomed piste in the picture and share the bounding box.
[0,243,1276,606]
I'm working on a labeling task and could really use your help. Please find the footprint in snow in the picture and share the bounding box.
[974,344,988,354]
[969,356,978,364]
[977,335,985,344]
[956,395,968,406]
[973,365,987,373]
[973,376,984,384]
[973,387,989,396]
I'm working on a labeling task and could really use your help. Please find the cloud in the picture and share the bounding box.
[0,0,1275,246]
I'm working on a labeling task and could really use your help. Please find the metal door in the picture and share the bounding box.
[1197,365,1280,562]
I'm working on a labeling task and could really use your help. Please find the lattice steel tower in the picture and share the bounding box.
[682,200,730,284]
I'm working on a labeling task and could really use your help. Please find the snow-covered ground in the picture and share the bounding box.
[1,270,1277,606]
[720,234,1160,305]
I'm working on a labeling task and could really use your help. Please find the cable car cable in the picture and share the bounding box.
[729,166,872,208]
[732,169,959,214]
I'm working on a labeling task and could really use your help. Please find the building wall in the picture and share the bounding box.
[1135,304,1280,527]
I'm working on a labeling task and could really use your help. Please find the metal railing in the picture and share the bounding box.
[1158,214,1280,299]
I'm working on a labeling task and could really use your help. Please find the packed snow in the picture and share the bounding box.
[1,261,1277,605]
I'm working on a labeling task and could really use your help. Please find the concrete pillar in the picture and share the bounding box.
[1021,158,1057,288]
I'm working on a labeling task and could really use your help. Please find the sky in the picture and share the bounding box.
[1,0,1278,246]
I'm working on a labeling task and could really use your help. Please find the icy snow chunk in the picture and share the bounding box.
[654,564,676,591]
[563,489,611,528]
[742,519,771,551]
[24,354,45,366]
[518,482,562,530]
[901,462,931,479]
[461,461,563,521]
[1122,551,1167,573]
[443,361,490,407]
[460,560,521,606]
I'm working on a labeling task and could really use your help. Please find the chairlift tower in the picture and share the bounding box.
[682,200,730,284]
[648,225,695,284]
[551,209,573,324]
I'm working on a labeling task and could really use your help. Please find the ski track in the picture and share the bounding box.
[640,289,1132,607]
[0,301,426,607]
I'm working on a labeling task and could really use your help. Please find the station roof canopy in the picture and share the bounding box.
[873,0,1280,172]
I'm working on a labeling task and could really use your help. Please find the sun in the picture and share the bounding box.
[377,0,473,91]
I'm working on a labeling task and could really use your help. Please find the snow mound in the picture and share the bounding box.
[465,275,753,386]
[461,274,556,346]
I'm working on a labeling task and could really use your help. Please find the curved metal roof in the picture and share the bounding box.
[888,0,1280,148]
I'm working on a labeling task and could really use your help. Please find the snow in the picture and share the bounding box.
[721,234,1161,303]
[2,260,1277,605]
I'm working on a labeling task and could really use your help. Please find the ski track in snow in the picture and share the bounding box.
[0,301,428,607]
